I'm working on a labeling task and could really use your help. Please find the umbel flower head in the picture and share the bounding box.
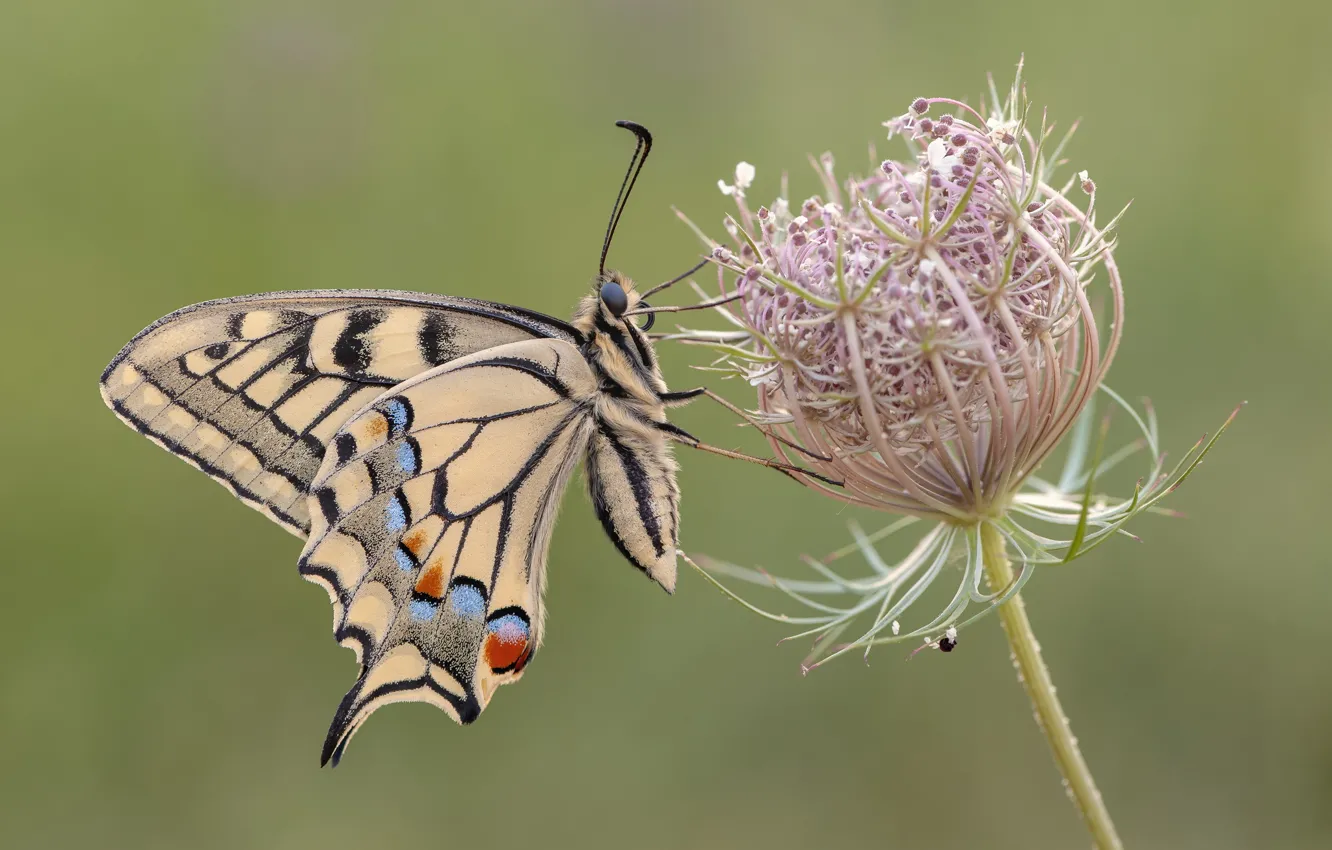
[673,64,1239,670]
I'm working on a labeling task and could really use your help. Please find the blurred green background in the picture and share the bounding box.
[2,1,1329,848]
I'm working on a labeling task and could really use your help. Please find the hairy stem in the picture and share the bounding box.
[981,521,1124,850]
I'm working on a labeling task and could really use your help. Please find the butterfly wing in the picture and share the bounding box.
[99,290,578,537]
[298,338,597,765]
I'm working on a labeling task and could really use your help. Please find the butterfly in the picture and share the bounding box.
[100,121,834,765]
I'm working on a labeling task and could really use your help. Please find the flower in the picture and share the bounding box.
[718,161,756,196]
[671,64,1239,671]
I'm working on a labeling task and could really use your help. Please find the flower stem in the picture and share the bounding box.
[980,521,1124,850]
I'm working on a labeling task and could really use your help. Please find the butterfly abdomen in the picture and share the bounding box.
[584,419,679,593]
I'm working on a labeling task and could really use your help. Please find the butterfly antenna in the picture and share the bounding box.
[599,120,653,277]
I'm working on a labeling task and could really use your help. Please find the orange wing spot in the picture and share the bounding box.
[414,563,446,599]
[362,413,389,439]
[402,529,430,558]
[484,632,529,672]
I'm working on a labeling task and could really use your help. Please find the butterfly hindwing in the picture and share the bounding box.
[99,290,577,537]
[297,338,598,764]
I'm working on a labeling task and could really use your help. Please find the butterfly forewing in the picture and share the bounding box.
[298,339,598,764]
[99,290,576,536]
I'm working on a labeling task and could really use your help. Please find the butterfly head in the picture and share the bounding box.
[572,271,665,399]
[574,270,651,333]
[598,276,631,320]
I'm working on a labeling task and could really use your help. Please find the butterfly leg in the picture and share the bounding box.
[658,387,707,406]
[658,388,834,463]
[655,421,842,487]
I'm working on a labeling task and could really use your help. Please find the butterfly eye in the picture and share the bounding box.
[636,301,655,332]
[599,281,628,317]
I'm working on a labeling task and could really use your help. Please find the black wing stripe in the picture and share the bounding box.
[332,308,386,377]
[419,310,455,366]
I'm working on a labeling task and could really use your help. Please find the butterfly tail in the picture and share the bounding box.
[321,679,365,767]
[319,645,484,767]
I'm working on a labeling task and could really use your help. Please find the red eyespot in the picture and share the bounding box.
[483,612,531,672]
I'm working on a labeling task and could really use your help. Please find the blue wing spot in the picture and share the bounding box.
[393,547,416,572]
[385,495,407,532]
[449,583,486,619]
[485,613,530,643]
[410,599,438,621]
[396,441,418,475]
[382,398,412,435]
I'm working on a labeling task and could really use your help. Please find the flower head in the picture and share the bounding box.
[672,63,1239,669]
[694,71,1124,523]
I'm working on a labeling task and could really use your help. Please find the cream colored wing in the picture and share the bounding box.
[298,338,596,765]
[99,291,578,537]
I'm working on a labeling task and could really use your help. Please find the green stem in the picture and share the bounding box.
[980,521,1124,850]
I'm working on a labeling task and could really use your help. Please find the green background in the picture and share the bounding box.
[2,2,1328,848]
